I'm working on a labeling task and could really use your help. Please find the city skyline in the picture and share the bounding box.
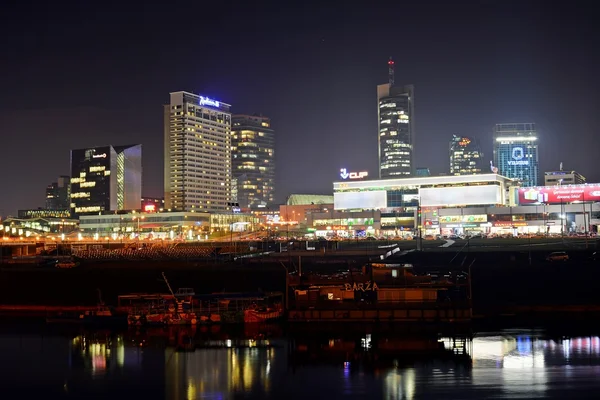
[0,1,598,216]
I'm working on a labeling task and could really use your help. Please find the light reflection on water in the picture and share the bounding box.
[1,328,600,399]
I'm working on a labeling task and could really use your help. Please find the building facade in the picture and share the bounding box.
[377,83,415,179]
[544,170,586,186]
[231,114,275,208]
[45,175,71,210]
[449,135,483,175]
[333,174,518,236]
[333,174,516,211]
[164,92,232,213]
[493,123,539,187]
[70,145,142,215]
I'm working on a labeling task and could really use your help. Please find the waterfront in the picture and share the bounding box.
[2,323,600,399]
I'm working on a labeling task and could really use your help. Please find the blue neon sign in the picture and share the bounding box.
[199,96,220,107]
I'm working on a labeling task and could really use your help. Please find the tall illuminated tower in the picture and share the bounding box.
[164,91,232,212]
[231,115,275,208]
[377,57,415,178]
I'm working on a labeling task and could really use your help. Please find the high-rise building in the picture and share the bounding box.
[449,135,483,175]
[231,114,275,208]
[544,170,586,186]
[45,175,71,210]
[70,145,142,215]
[377,83,415,179]
[493,123,539,187]
[164,91,232,212]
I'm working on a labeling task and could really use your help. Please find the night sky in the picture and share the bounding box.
[0,0,598,216]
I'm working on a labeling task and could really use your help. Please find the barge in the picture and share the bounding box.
[287,262,472,324]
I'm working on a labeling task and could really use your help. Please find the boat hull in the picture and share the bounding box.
[128,309,283,326]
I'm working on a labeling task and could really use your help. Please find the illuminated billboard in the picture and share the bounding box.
[518,185,600,204]
[420,185,501,207]
[334,191,387,210]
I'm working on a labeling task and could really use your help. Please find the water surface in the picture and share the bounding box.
[1,324,599,399]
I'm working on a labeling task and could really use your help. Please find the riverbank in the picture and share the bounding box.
[0,248,598,319]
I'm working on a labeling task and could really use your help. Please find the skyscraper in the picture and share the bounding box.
[70,145,142,215]
[231,114,275,208]
[449,135,483,175]
[45,175,71,210]
[377,59,415,179]
[164,91,232,212]
[493,123,539,187]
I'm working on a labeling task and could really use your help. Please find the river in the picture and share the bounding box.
[1,323,599,399]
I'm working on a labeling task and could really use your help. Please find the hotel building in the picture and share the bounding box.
[164,91,232,213]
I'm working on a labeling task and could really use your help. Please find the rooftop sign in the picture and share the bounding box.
[340,168,368,180]
[199,96,220,107]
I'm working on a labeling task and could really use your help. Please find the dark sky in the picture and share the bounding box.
[0,0,598,216]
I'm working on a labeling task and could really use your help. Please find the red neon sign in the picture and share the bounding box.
[518,185,600,204]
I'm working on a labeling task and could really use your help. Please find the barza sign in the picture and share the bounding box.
[92,153,107,159]
[340,168,369,180]
[507,146,529,166]
[199,96,220,107]
[344,281,379,292]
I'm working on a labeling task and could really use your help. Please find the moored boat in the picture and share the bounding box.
[121,272,284,326]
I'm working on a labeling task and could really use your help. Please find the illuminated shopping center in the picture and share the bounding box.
[309,174,600,238]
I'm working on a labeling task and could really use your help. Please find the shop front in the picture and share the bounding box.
[490,221,563,235]
[439,214,487,236]
[440,223,483,236]
[314,225,377,239]
[422,220,440,236]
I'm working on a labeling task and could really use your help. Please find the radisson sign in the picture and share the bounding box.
[199,96,220,107]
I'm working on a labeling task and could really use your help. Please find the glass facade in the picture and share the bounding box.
[70,145,142,215]
[231,115,275,208]
[378,84,414,179]
[386,188,419,209]
[164,92,232,213]
[449,135,483,175]
[493,123,539,187]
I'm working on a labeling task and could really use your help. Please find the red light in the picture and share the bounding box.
[388,60,394,65]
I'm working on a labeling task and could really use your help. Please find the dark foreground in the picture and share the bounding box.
[1,320,600,399]
[1,247,600,317]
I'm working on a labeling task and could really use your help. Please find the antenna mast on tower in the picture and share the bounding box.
[388,57,395,87]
